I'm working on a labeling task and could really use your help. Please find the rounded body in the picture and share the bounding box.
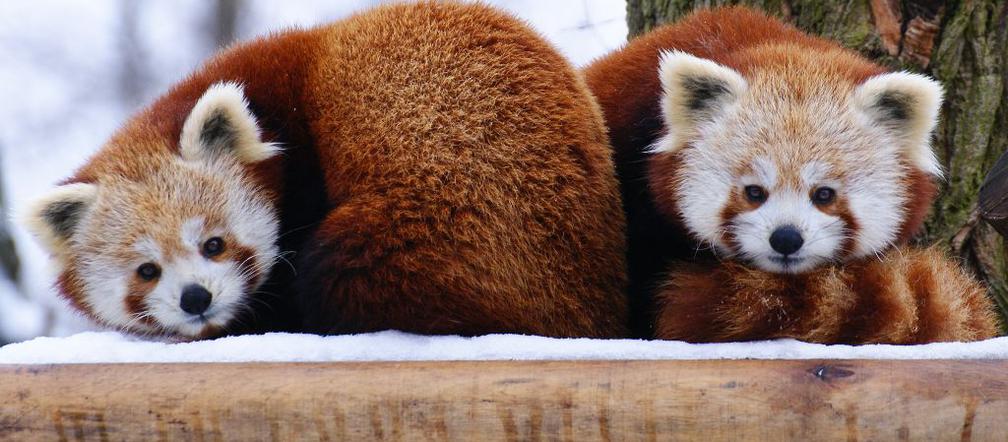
[28,3,629,339]
[293,3,629,336]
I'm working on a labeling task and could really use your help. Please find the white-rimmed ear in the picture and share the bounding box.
[652,50,748,154]
[853,72,944,177]
[22,183,98,254]
[179,81,281,164]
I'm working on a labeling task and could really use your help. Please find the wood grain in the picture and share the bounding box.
[1,360,1007,441]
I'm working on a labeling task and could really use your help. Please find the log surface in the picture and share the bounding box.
[1,360,1006,441]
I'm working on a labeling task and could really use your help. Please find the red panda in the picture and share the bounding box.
[24,2,629,340]
[656,247,997,343]
[583,6,998,342]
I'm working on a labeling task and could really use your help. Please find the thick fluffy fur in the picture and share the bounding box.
[25,2,628,339]
[655,247,998,343]
[584,6,994,341]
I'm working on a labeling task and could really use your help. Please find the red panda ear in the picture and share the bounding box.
[179,82,281,164]
[652,50,747,154]
[22,183,98,256]
[853,72,944,177]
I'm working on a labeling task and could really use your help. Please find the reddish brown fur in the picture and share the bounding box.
[57,2,629,338]
[583,6,987,341]
[56,268,89,321]
[655,247,999,344]
[124,283,157,327]
[896,169,939,244]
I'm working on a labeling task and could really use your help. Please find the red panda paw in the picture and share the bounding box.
[653,261,802,343]
[654,261,863,343]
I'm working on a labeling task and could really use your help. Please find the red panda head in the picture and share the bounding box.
[24,82,282,339]
[650,48,943,274]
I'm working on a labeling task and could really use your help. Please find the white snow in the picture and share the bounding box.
[2,331,1007,364]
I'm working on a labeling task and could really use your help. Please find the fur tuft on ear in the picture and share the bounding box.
[180,81,281,164]
[652,50,748,154]
[22,183,98,255]
[853,72,944,177]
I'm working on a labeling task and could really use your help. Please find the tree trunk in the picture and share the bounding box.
[0,142,21,346]
[0,150,19,285]
[211,0,241,49]
[626,0,1008,329]
[117,0,149,109]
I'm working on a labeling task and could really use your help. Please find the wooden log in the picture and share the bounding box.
[1,360,1006,440]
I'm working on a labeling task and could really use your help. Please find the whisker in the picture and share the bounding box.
[278,222,322,240]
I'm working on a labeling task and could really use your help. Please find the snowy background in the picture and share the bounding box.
[0,0,628,344]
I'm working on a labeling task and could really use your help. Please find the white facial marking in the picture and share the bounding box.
[146,252,244,337]
[133,237,163,263]
[732,188,845,273]
[676,160,735,251]
[744,156,778,188]
[844,161,905,257]
[180,217,205,249]
[800,162,831,189]
[81,271,138,332]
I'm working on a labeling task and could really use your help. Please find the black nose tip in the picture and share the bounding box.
[180,284,212,315]
[769,225,804,255]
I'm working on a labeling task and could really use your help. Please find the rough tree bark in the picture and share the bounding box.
[0,142,21,346]
[0,151,19,285]
[626,0,1008,329]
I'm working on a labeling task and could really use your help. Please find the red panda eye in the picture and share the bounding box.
[202,237,225,257]
[812,187,836,205]
[137,263,161,281]
[744,185,767,203]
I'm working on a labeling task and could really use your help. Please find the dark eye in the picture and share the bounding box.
[202,237,225,257]
[744,185,768,203]
[812,187,837,205]
[137,263,161,281]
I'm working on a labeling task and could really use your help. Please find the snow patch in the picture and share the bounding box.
[2,331,1008,364]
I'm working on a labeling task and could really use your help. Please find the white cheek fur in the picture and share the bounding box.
[731,191,846,273]
[147,254,246,337]
[81,270,143,332]
[845,167,906,259]
[676,163,734,252]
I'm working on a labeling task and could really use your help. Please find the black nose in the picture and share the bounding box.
[769,225,804,256]
[180,284,212,315]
